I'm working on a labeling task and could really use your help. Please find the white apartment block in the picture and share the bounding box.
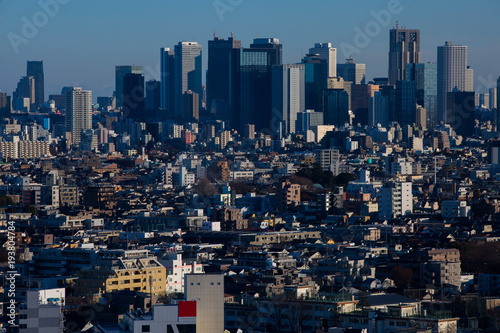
[160,252,204,293]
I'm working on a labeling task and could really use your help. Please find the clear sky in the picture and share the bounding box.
[1,0,499,101]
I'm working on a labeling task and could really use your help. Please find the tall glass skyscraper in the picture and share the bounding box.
[388,27,420,85]
[207,35,241,122]
[236,38,282,133]
[309,43,336,78]
[27,60,44,109]
[115,65,143,108]
[302,54,328,113]
[395,80,416,127]
[337,57,366,85]
[407,62,438,128]
[122,73,145,121]
[446,91,475,137]
[323,89,349,127]
[160,47,175,113]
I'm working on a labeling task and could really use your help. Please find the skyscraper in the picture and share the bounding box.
[174,42,202,117]
[122,73,145,121]
[388,27,420,85]
[160,47,175,113]
[490,86,497,110]
[351,84,380,126]
[27,61,44,109]
[0,92,11,119]
[145,80,161,111]
[115,66,143,108]
[272,64,305,134]
[407,62,438,128]
[368,91,389,127]
[494,79,500,131]
[236,38,282,132]
[13,76,35,110]
[437,41,468,123]
[446,90,475,137]
[183,90,199,122]
[65,87,92,147]
[466,66,474,92]
[323,89,349,127]
[302,53,328,113]
[337,57,366,85]
[395,80,416,127]
[207,35,241,121]
[309,43,336,77]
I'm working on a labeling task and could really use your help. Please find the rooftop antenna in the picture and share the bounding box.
[396,21,399,29]
[231,32,234,38]
[213,30,216,39]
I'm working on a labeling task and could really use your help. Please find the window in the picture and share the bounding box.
[142,325,150,332]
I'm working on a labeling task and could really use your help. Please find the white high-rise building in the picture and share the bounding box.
[65,87,92,147]
[465,66,474,92]
[437,41,468,123]
[378,181,413,219]
[309,43,337,77]
[174,42,202,117]
[272,64,305,134]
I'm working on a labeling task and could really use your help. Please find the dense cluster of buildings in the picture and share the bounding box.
[1,26,500,333]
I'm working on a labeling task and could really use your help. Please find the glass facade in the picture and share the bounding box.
[396,80,416,127]
[323,89,349,127]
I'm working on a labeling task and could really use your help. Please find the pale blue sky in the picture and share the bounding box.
[1,0,499,100]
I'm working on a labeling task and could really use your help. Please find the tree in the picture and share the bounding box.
[193,178,216,200]
[334,173,356,190]
[0,196,14,207]
[391,266,413,287]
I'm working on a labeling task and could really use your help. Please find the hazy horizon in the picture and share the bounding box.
[1,0,499,102]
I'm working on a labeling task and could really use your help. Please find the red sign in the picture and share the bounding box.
[178,301,196,318]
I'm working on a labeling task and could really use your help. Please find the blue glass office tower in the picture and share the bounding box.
[160,48,175,114]
[235,38,282,133]
[122,73,145,121]
[207,36,241,122]
[446,91,475,137]
[323,89,349,127]
[302,54,328,113]
[407,63,437,128]
[396,80,416,127]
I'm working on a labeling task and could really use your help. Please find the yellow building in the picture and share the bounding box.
[75,257,166,297]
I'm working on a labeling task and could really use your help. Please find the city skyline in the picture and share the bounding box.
[0,0,499,101]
